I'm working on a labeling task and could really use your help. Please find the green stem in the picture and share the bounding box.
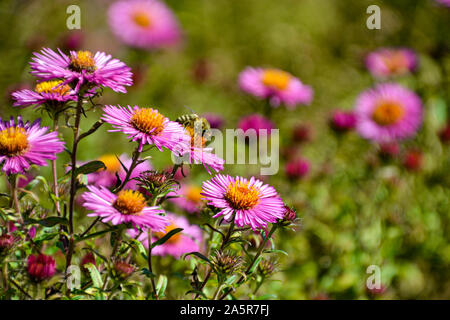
[115,147,141,193]
[147,229,158,300]
[51,117,61,217]
[218,224,278,300]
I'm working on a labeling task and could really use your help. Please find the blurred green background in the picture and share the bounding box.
[0,0,449,299]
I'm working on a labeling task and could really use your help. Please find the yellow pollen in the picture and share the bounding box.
[0,127,29,156]
[372,100,405,126]
[98,154,121,173]
[154,222,182,244]
[185,126,207,148]
[35,80,71,96]
[382,51,409,74]
[132,12,152,28]
[261,69,291,91]
[113,190,146,215]
[131,108,166,135]
[225,180,260,210]
[186,186,203,203]
[70,51,96,72]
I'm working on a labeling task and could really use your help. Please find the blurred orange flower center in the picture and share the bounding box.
[0,127,29,156]
[98,154,121,173]
[35,80,71,96]
[225,181,260,210]
[70,51,96,72]
[372,100,405,126]
[154,222,182,244]
[131,108,166,135]
[132,12,152,28]
[262,69,291,90]
[186,186,203,203]
[383,52,408,74]
[113,190,146,215]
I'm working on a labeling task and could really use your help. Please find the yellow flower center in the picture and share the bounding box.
[186,186,203,203]
[154,222,182,244]
[261,69,291,90]
[0,127,29,156]
[113,190,146,215]
[372,100,405,126]
[35,80,71,96]
[225,180,260,210]
[131,108,166,135]
[98,154,121,173]
[132,11,152,28]
[69,51,97,72]
[382,52,409,74]
[185,126,207,148]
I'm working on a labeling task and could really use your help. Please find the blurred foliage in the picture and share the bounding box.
[0,0,449,299]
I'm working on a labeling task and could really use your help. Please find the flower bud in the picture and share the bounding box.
[258,259,278,277]
[0,234,14,255]
[378,142,400,160]
[439,123,450,144]
[330,110,357,133]
[292,124,312,144]
[403,150,423,171]
[211,250,243,276]
[285,157,310,180]
[113,260,135,279]
[80,252,96,272]
[27,254,56,282]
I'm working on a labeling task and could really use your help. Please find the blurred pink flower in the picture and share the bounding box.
[330,110,357,132]
[354,83,423,143]
[285,157,310,180]
[169,184,204,214]
[128,213,203,258]
[108,0,182,50]
[365,48,418,78]
[27,254,56,282]
[239,67,313,109]
[238,114,275,138]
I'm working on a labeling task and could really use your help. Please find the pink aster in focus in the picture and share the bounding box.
[108,0,181,50]
[238,114,275,138]
[27,254,56,282]
[30,48,133,93]
[180,125,224,174]
[201,174,285,230]
[0,116,65,175]
[86,153,152,189]
[354,83,423,143]
[239,67,313,109]
[81,186,168,230]
[365,48,418,78]
[169,184,204,214]
[102,105,190,153]
[11,80,76,108]
[128,213,203,258]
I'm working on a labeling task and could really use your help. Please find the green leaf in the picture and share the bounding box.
[185,290,207,299]
[248,256,264,274]
[84,263,103,288]
[141,268,155,278]
[130,238,148,260]
[183,251,211,264]
[156,275,168,297]
[256,294,277,300]
[263,249,288,256]
[151,228,183,248]
[24,217,68,227]
[73,161,106,176]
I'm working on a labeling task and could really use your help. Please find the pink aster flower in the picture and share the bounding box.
[30,48,133,93]
[178,125,224,174]
[81,186,168,230]
[11,80,77,108]
[239,67,313,109]
[354,83,423,143]
[128,213,203,258]
[238,114,275,138]
[27,254,56,282]
[86,153,152,189]
[108,0,182,50]
[102,105,190,153]
[365,48,418,78]
[0,116,65,175]
[201,174,285,230]
[169,184,204,214]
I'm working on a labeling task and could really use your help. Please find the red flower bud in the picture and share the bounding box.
[27,254,56,282]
